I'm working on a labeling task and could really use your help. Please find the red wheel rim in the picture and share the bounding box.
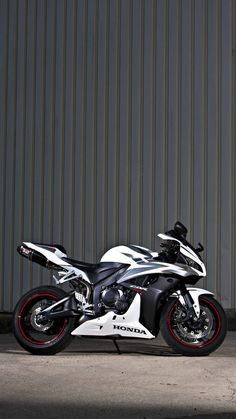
[168,297,221,348]
[18,293,68,345]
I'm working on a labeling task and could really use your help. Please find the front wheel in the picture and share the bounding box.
[160,295,227,356]
[13,286,76,355]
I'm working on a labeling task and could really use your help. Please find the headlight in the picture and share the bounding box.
[185,256,202,272]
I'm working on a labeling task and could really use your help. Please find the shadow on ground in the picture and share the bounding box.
[0,333,235,356]
[0,335,181,356]
[0,401,235,419]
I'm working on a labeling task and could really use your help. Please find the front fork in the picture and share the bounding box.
[173,285,215,321]
[174,284,201,320]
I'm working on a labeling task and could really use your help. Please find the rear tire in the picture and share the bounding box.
[160,295,227,356]
[13,286,76,355]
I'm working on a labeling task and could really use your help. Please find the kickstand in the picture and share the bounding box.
[113,338,121,355]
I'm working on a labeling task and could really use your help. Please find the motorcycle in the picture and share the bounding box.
[13,221,227,356]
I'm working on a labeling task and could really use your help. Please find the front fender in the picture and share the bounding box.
[171,287,214,317]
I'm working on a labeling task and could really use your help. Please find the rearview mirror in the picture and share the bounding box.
[196,243,204,253]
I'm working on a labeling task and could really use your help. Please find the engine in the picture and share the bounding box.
[100,286,131,314]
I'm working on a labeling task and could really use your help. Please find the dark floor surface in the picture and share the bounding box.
[0,332,236,419]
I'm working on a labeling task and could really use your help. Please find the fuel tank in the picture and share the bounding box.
[100,245,158,265]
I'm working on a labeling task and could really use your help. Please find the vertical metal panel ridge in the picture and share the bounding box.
[151,0,156,249]
[130,0,142,244]
[203,0,208,289]
[155,0,167,235]
[139,0,144,242]
[193,0,206,288]
[106,0,120,248]
[104,0,110,250]
[62,0,76,256]
[40,0,47,248]
[142,0,155,247]
[177,0,181,226]
[116,0,121,243]
[11,0,18,303]
[36,0,46,286]
[84,0,97,261]
[167,0,180,226]
[118,0,131,244]
[93,0,98,259]
[4,0,18,309]
[71,0,77,257]
[52,0,66,250]
[43,0,56,249]
[180,0,192,228]
[220,0,233,308]
[29,0,37,287]
[23,0,37,291]
[32,0,44,287]
[177,0,181,222]
[207,0,221,297]
[127,0,133,245]
[13,0,28,298]
[50,0,57,248]
[104,0,109,253]
[73,0,87,260]
[231,0,236,308]
[0,0,9,310]
[164,0,169,231]
[233,0,236,309]
[82,0,88,259]
[61,0,67,246]
[216,0,222,301]
[96,0,108,258]
[190,0,194,241]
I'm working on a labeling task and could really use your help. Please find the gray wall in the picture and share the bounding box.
[0,0,235,311]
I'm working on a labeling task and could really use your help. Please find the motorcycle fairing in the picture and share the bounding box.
[101,245,203,282]
[19,242,70,267]
[125,285,214,334]
[158,233,206,276]
[101,245,157,265]
[140,276,181,335]
[141,277,214,335]
[71,293,155,339]
[117,263,198,283]
[102,234,206,279]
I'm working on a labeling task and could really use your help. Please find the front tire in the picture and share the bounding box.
[160,295,227,356]
[13,286,76,355]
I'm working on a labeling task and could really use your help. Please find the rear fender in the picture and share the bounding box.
[171,287,214,317]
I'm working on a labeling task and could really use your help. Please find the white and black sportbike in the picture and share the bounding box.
[14,221,227,356]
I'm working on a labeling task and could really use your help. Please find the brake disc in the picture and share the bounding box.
[30,301,53,332]
[175,305,213,341]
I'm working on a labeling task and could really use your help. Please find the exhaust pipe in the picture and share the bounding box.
[17,244,58,269]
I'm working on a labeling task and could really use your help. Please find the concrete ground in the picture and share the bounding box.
[0,333,235,419]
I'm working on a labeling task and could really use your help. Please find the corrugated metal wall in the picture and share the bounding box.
[0,0,235,311]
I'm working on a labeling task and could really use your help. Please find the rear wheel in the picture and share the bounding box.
[160,295,227,356]
[13,286,76,355]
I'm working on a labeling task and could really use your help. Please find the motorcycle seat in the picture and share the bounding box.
[62,257,128,284]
